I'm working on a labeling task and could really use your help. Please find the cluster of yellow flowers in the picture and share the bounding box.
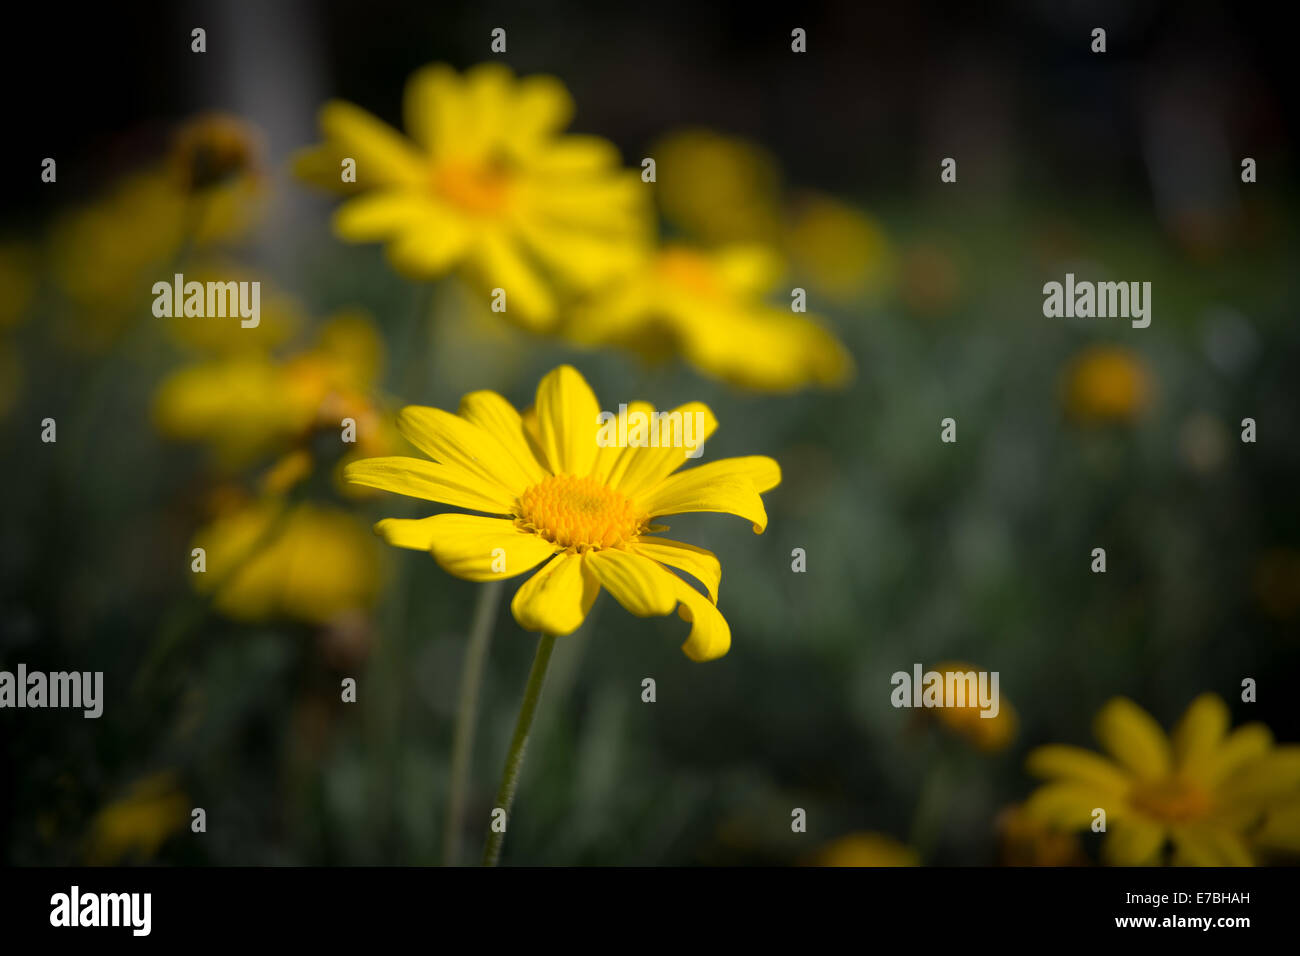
[21,64,1290,868]
[294,64,859,392]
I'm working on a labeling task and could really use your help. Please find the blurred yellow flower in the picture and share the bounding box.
[153,310,397,474]
[170,112,263,191]
[50,172,187,334]
[166,112,267,243]
[49,117,265,346]
[652,128,783,245]
[295,63,648,329]
[997,803,1087,866]
[345,365,780,660]
[194,497,384,624]
[784,191,893,303]
[86,772,188,865]
[568,244,853,391]
[813,832,919,867]
[1061,345,1152,424]
[928,659,1018,752]
[1025,694,1300,865]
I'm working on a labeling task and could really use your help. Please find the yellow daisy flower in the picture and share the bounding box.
[294,63,649,330]
[567,244,853,392]
[996,803,1087,866]
[344,365,780,660]
[194,496,384,625]
[86,772,189,865]
[1061,345,1152,424]
[927,659,1018,753]
[153,310,397,473]
[1024,693,1300,866]
[813,832,919,867]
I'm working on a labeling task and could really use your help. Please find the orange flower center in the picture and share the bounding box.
[432,160,512,215]
[1129,776,1211,824]
[516,475,644,551]
[656,248,723,298]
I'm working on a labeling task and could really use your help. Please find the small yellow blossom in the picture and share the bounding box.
[1062,345,1151,424]
[345,365,781,660]
[784,191,893,303]
[997,803,1087,866]
[86,772,189,865]
[567,244,853,391]
[1024,694,1300,865]
[295,63,649,329]
[928,660,1018,752]
[652,128,783,245]
[813,832,919,867]
[194,497,384,624]
[153,311,395,472]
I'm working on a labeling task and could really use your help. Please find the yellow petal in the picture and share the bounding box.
[1170,827,1254,866]
[604,402,719,496]
[333,191,438,241]
[534,364,600,477]
[669,573,731,661]
[1217,746,1300,807]
[510,552,597,635]
[529,136,621,174]
[343,456,514,514]
[403,63,463,155]
[633,537,720,604]
[471,231,556,328]
[591,400,653,485]
[583,549,678,617]
[1102,820,1167,866]
[636,458,777,533]
[397,405,534,496]
[507,74,574,147]
[1171,693,1230,781]
[317,100,424,187]
[383,217,472,277]
[1022,782,1112,830]
[1094,697,1172,781]
[1205,723,1273,788]
[379,514,555,580]
[1025,744,1132,795]
[457,390,548,486]
[461,63,515,156]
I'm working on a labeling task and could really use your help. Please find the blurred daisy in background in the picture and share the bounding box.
[1024,693,1300,865]
[295,63,649,330]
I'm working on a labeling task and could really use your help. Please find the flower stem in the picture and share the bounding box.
[442,579,503,866]
[481,632,557,867]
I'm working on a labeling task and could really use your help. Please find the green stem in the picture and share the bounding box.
[442,579,504,866]
[481,632,557,867]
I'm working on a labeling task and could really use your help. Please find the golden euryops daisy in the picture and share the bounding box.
[295,63,648,329]
[1024,693,1300,866]
[566,243,853,392]
[344,365,779,661]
